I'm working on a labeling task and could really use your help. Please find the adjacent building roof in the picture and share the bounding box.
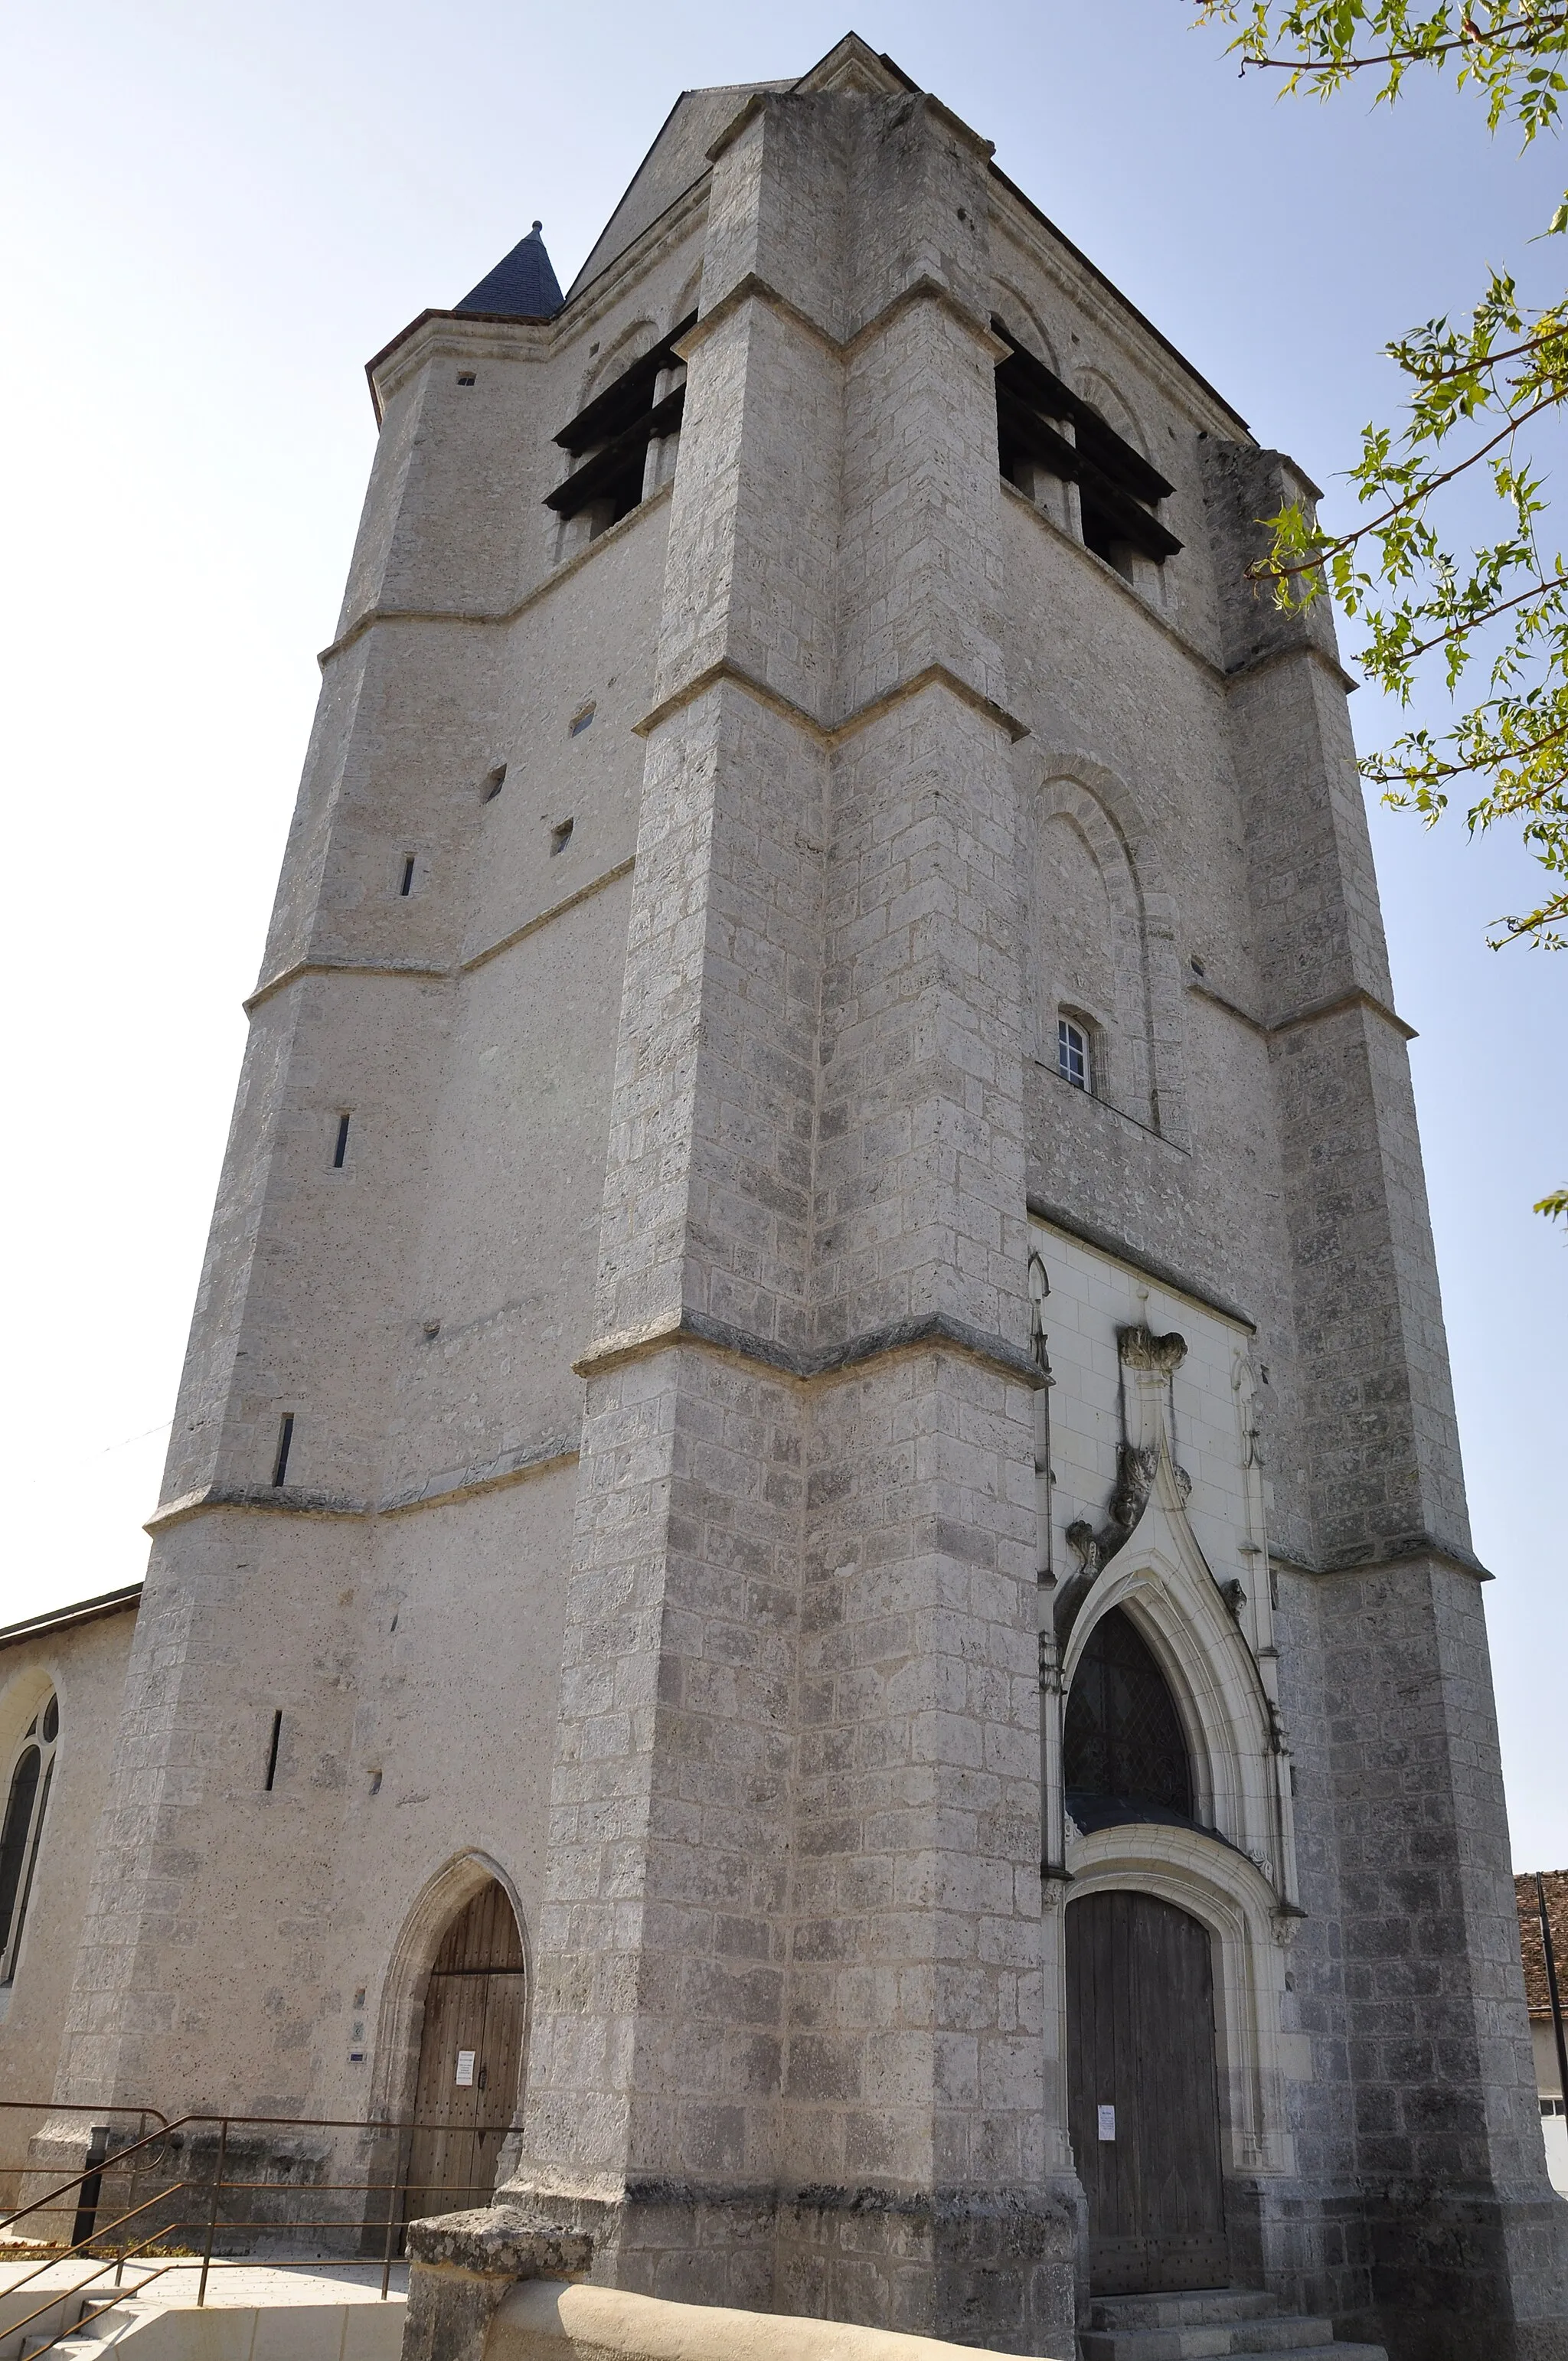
[0,1581,142,1651]
[1516,1870,1568,2016]
[457,222,564,319]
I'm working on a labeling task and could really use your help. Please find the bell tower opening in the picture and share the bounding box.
[403,1879,526,2229]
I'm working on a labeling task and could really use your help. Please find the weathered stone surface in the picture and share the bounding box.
[5,28,1558,2361]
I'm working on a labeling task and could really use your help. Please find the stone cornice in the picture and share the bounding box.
[318,478,674,670]
[1026,1200,1256,1334]
[573,1306,1044,1391]
[1224,635,1359,700]
[632,657,1027,749]
[460,858,637,977]
[243,860,636,1014]
[243,958,448,1015]
[145,1432,580,1535]
[366,309,555,423]
[1187,976,1417,1045]
[1271,1535,1493,1584]
[676,267,1008,374]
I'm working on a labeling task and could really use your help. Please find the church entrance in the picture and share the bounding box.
[1067,1889,1227,2293]
[403,1880,526,2226]
[1062,1609,1226,2293]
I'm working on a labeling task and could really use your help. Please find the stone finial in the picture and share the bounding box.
[1117,1323,1187,1373]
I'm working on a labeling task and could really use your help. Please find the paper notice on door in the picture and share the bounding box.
[1096,2104,1116,2141]
[455,2050,476,2086]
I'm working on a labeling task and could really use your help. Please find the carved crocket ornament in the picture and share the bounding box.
[1057,1323,1188,1641]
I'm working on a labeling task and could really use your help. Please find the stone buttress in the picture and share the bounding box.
[466,87,1070,2350]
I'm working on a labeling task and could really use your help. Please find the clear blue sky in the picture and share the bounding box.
[2,2,1563,1864]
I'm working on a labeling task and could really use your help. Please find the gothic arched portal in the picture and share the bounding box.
[403,1879,526,2228]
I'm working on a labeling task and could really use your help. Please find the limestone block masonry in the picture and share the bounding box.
[33,31,1567,2361]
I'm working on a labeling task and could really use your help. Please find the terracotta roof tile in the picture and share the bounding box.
[1515,1870,1568,2016]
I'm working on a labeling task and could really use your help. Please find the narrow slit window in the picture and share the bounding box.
[272,1412,295,1487]
[1058,1018,1091,1092]
[264,1710,283,1792]
[332,1113,351,1169]
[400,855,416,896]
[550,818,574,856]
[482,765,507,802]
[569,704,595,737]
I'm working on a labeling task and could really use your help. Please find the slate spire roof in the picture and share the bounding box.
[456,221,563,319]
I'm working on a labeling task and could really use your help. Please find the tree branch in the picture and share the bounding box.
[1233,9,1568,72]
[1375,569,1568,665]
[1250,383,1568,584]
[1370,710,1568,784]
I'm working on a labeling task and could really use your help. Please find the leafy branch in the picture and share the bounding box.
[1194,2,1568,1216]
[1197,3,1568,136]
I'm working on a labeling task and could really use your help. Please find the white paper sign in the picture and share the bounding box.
[1096,2104,1116,2142]
[455,2050,476,2087]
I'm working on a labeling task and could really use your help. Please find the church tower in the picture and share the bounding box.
[46,34,1565,2361]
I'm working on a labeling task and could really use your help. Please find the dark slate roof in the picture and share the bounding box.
[457,222,563,319]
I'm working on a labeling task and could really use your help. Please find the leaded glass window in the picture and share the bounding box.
[1063,1608,1191,1820]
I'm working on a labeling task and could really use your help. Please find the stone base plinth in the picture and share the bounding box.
[403,2185,1079,2361]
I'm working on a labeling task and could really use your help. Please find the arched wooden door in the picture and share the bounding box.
[404,1880,526,2225]
[1067,1890,1227,2294]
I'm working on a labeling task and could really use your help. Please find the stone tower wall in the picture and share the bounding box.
[44,38,1566,2361]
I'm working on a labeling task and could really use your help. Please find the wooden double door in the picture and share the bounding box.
[404,1882,526,2225]
[1067,1890,1228,2294]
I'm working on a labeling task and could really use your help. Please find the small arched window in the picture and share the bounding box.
[0,1691,57,1986]
[1063,1610,1191,1825]
[1058,1016,1092,1092]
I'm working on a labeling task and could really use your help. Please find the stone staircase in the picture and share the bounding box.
[3,2268,405,2361]
[1082,2288,1387,2361]
[13,2284,163,2361]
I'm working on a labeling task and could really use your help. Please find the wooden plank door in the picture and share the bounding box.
[471,1970,527,2206]
[405,1968,488,2221]
[1067,1889,1228,2294]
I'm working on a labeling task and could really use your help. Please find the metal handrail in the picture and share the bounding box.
[0,2101,521,2317]
[0,2194,188,2341]
[0,2112,191,2236]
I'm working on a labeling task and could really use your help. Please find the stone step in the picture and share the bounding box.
[1090,2294,1282,2332]
[1083,2316,1335,2361]
[43,2305,149,2356]
[1225,2346,1386,2361]
[61,2309,130,2343]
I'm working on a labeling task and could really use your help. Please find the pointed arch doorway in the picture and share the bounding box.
[404,1879,526,2225]
[1064,1610,1227,2293]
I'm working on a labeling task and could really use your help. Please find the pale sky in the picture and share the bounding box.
[2,2,1563,1866]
